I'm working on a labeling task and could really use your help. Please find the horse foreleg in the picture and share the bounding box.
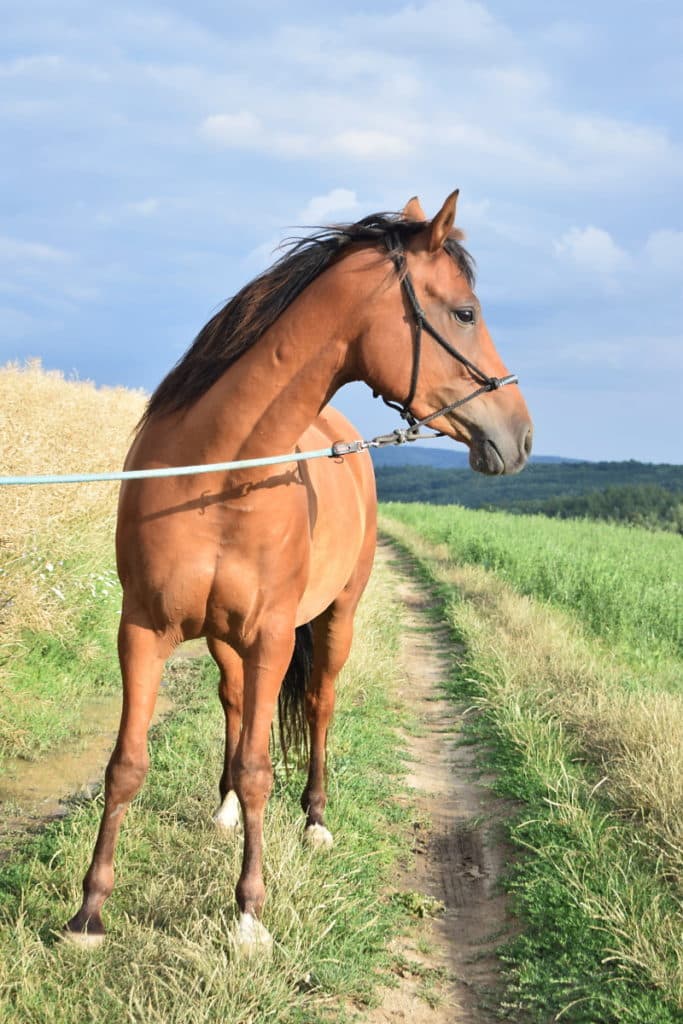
[208,637,243,831]
[64,618,169,947]
[300,604,355,850]
[232,624,294,955]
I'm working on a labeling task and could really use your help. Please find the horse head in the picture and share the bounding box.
[357,191,533,475]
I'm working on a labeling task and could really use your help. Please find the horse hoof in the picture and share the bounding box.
[304,823,334,850]
[234,913,273,957]
[61,927,106,950]
[213,790,241,832]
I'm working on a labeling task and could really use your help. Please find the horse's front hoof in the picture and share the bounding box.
[61,923,106,950]
[304,823,334,850]
[234,912,273,957]
[213,790,241,832]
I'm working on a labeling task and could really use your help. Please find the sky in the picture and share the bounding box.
[1,1,681,463]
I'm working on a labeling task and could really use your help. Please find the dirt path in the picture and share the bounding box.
[366,541,516,1023]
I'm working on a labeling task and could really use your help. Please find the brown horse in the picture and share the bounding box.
[65,191,532,953]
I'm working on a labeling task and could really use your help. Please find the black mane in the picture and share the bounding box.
[140,212,475,426]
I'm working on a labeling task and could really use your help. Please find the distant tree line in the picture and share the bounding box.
[501,484,683,533]
[374,461,683,533]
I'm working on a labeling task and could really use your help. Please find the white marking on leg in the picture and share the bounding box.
[213,790,241,831]
[304,823,334,850]
[234,912,273,957]
[60,929,106,950]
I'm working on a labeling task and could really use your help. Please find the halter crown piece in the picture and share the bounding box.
[366,234,518,447]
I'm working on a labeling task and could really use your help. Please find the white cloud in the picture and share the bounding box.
[473,65,550,101]
[0,236,70,265]
[299,189,360,223]
[126,197,161,217]
[0,54,110,85]
[199,111,262,147]
[0,305,41,339]
[568,115,672,164]
[355,0,505,48]
[330,130,410,160]
[0,55,64,77]
[554,226,630,277]
[198,112,411,162]
[198,111,310,158]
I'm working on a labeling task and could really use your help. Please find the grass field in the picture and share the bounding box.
[381,502,682,664]
[380,506,683,1022]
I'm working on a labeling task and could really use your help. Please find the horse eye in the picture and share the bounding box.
[453,308,475,325]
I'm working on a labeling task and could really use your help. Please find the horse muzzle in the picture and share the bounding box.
[469,422,533,476]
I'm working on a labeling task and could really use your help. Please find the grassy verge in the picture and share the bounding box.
[0,559,420,1024]
[379,512,683,1023]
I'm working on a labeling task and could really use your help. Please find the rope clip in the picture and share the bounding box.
[330,440,366,458]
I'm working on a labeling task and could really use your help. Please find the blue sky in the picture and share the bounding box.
[2,1,681,462]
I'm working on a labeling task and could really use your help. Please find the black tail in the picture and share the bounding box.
[277,623,313,768]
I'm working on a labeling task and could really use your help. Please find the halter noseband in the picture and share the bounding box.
[375,237,518,441]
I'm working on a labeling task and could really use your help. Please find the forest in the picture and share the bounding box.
[372,457,683,532]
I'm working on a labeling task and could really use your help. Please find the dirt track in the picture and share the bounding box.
[368,541,516,1023]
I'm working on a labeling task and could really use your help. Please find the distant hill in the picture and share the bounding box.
[370,445,577,470]
[374,457,683,532]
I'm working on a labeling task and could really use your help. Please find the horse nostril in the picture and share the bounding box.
[523,426,533,457]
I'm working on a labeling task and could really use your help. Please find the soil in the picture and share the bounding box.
[365,541,517,1024]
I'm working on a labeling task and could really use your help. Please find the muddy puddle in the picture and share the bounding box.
[1,646,208,846]
[0,687,174,842]
[0,640,209,843]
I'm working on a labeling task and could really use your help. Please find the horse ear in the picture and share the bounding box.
[402,195,427,221]
[428,189,459,252]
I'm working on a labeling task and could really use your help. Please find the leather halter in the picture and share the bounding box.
[376,239,518,440]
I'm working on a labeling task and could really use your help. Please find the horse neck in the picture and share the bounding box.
[179,256,374,461]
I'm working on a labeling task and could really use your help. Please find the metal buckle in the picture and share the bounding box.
[330,440,365,457]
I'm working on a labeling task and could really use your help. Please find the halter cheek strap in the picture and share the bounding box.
[375,240,518,440]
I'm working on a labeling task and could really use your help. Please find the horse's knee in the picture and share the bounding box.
[305,690,335,726]
[233,757,273,811]
[218,677,243,716]
[105,748,149,803]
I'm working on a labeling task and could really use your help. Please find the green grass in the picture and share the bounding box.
[381,502,682,664]
[0,562,423,1024]
[379,515,683,1023]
